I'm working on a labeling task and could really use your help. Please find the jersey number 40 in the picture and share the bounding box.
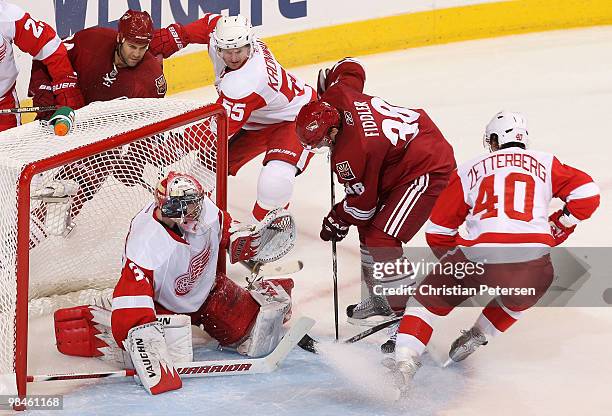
[473,173,535,222]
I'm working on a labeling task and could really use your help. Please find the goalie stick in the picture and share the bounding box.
[239,258,304,277]
[28,316,315,383]
[297,317,401,354]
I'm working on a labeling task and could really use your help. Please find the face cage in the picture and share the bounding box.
[160,195,204,222]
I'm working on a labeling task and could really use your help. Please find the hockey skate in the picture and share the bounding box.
[382,356,422,399]
[381,321,399,354]
[346,295,396,327]
[445,326,488,366]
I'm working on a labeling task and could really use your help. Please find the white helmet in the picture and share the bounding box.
[484,111,529,151]
[212,15,254,50]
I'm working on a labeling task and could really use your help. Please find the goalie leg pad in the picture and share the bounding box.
[55,306,192,367]
[237,287,291,357]
[256,278,294,323]
[124,322,182,395]
[156,314,193,363]
[54,305,108,357]
[195,272,259,346]
[55,305,133,365]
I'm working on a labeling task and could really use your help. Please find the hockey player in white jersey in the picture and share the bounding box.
[384,111,600,395]
[52,171,297,395]
[149,14,315,222]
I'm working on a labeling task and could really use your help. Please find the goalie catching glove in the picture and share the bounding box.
[229,208,296,264]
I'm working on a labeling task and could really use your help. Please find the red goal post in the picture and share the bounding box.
[0,98,228,404]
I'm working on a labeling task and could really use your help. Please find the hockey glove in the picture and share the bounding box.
[320,209,349,242]
[549,208,577,246]
[52,73,85,110]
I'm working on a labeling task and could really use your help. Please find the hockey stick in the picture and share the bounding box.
[0,105,59,114]
[258,260,304,276]
[329,156,340,341]
[238,258,304,277]
[298,317,401,354]
[28,316,314,383]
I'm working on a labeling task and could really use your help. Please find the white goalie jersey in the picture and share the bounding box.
[121,196,223,312]
[112,196,228,344]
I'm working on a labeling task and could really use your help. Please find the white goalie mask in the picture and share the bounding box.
[212,15,254,56]
[155,172,206,233]
[484,111,529,152]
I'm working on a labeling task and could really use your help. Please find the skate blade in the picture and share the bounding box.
[442,357,454,368]
[347,316,397,327]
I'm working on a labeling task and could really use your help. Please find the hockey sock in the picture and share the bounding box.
[475,297,523,338]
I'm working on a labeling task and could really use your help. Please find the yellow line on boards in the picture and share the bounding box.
[19,0,612,118]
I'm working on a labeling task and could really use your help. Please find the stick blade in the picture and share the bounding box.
[259,260,304,276]
[265,316,315,370]
[297,334,319,354]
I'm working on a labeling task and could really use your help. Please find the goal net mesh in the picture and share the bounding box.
[0,98,225,386]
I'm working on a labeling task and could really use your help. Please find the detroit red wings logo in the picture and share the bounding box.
[174,244,212,296]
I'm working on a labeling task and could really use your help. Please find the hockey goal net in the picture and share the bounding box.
[0,98,227,399]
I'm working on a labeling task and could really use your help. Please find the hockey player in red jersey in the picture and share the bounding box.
[148,14,315,223]
[29,9,166,119]
[26,10,169,242]
[384,111,600,395]
[0,1,83,131]
[53,171,296,395]
[295,58,456,329]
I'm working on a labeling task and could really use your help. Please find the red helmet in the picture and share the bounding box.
[295,100,341,150]
[118,10,153,45]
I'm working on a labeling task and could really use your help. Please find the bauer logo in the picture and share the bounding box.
[336,161,356,181]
